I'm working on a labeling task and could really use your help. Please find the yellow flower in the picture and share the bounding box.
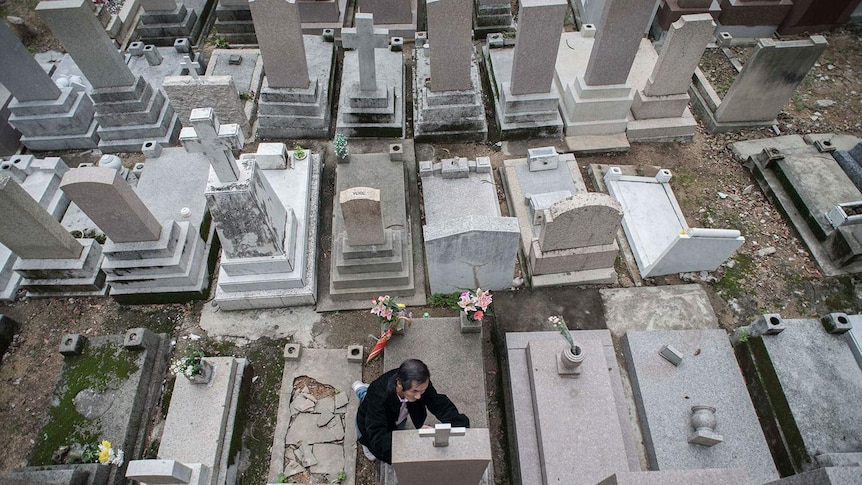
[101,440,111,449]
[98,448,111,464]
[397,303,405,308]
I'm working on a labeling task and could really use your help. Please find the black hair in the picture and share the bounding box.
[396,359,430,390]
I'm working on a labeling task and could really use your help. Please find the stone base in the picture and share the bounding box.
[474,1,514,38]
[627,109,698,143]
[16,238,107,297]
[214,0,349,45]
[336,49,405,138]
[8,87,99,151]
[689,68,776,134]
[136,2,207,46]
[413,46,487,142]
[560,77,633,136]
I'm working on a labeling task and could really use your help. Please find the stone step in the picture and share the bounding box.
[331,262,410,290]
[335,231,405,274]
[97,116,180,154]
[341,229,397,259]
[96,89,167,127]
[8,86,79,116]
[503,109,560,124]
[18,121,99,151]
[215,6,252,21]
[139,4,189,24]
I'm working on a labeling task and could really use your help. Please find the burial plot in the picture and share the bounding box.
[499,148,621,286]
[321,144,424,310]
[622,329,778,483]
[483,0,566,139]
[157,356,248,485]
[37,0,181,153]
[0,155,71,301]
[250,0,336,139]
[600,284,720,337]
[2,328,169,485]
[337,14,405,138]
[382,316,491,484]
[0,21,98,151]
[268,347,361,484]
[213,0,349,46]
[420,156,519,294]
[596,164,744,278]
[136,0,210,46]
[734,313,862,476]
[413,0,488,141]
[732,134,862,276]
[690,36,827,134]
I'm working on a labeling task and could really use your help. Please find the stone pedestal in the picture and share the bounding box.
[336,49,405,138]
[474,0,514,38]
[137,2,205,46]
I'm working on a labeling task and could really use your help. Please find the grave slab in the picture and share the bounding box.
[391,428,491,485]
[623,329,778,483]
[205,49,265,132]
[600,284,719,338]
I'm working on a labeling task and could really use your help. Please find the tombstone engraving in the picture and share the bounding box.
[342,13,389,92]
[340,187,386,246]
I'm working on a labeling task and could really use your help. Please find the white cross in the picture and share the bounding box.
[341,13,389,91]
[418,423,466,447]
[180,55,201,80]
[180,108,244,183]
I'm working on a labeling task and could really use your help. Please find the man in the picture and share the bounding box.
[353,358,470,463]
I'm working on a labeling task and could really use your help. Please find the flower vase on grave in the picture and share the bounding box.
[557,344,584,375]
[460,312,482,334]
[187,359,214,385]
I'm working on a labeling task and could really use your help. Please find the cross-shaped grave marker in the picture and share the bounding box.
[180,108,244,183]
[340,13,389,91]
[417,423,466,447]
[180,55,201,80]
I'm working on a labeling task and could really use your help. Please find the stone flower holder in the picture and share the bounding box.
[688,405,724,446]
[460,312,482,334]
[187,359,214,385]
[557,344,584,375]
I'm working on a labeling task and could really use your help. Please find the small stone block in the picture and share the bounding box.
[300,442,317,467]
[419,161,434,177]
[757,147,784,167]
[291,395,316,413]
[125,459,193,483]
[391,37,403,52]
[655,168,672,183]
[335,390,348,409]
[689,430,724,446]
[123,328,147,350]
[142,140,162,158]
[390,144,404,161]
[814,139,836,153]
[821,313,852,334]
[488,33,504,48]
[284,343,302,360]
[582,24,596,38]
[59,333,87,356]
[441,157,470,178]
[322,28,335,42]
[527,146,559,172]
[658,344,684,366]
[717,32,733,48]
[347,345,363,362]
[604,166,622,181]
[415,31,427,47]
[253,143,288,169]
[476,157,491,173]
[143,45,162,66]
[128,41,145,56]
[751,313,785,336]
[228,54,243,65]
[174,37,191,53]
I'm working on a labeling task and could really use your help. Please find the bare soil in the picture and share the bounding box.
[0,9,860,485]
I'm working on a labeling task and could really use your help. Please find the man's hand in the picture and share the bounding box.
[421,425,433,429]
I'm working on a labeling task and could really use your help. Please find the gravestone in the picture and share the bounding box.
[0,21,98,151]
[0,155,71,301]
[60,165,213,302]
[357,0,416,36]
[268,348,361,483]
[250,0,335,139]
[629,14,714,142]
[420,156,519,294]
[413,0,487,141]
[337,14,404,137]
[0,173,105,297]
[483,0,566,139]
[690,36,828,133]
[37,0,180,153]
[734,314,862,475]
[622,329,779,483]
[717,0,793,39]
[341,187,385,246]
[601,165,744,277]
[500,149,621,286]
[391,428,491,485]
[137,0,208,47]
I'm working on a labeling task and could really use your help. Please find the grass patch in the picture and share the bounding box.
[428,292,461,310]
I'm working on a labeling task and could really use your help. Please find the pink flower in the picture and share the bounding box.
[473,311,484,321]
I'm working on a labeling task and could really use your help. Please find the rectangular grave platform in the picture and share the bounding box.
[623,329,778,483]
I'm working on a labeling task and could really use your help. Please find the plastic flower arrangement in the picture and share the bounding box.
[170,348,206,378]
[334,132,348,159]
[547,315,579,354]
[82,440,124,466]
[370,295,412,330]
[458,288,492,321]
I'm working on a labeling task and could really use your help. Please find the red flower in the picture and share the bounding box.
[473,311,484,321]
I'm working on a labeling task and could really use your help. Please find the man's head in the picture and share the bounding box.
[395,359,430,402]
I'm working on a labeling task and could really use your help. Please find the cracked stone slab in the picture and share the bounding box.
[317,411,335,427]
[335,391,348,410]
[300,442,318,467]
[285,413,345,444]
[291,395,316,414]
[315,396,335,414]
[310,443,345,477]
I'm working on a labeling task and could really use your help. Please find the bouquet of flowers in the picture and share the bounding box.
[370,295,412,330]
[81,440,124,466]
[170,347,206,378]
[458,288,492,321]
[547,315,579,354]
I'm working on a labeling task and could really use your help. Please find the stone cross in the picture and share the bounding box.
[180,108,244,183]
[180,55,201,80]
[418,423,466,447]
[340,187,386,246]
[341,13,389,92]
[0,21,62,102]
[0,174,83,260]
[643,14,715,97]
[426,0,473,92]
[583,0,658,87]
[60,167,163,243]
[36,0,136,89]
[509,0,568,95]
[248,0,309,89]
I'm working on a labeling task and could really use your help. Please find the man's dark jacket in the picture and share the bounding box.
[356,368,470,463]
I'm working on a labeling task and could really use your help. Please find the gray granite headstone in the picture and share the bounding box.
[341,13,389,92]
[584,0,658,86]
[391,428,491,485]
[36,0,136,89]
[509,0,567,95]
[0,174,82,260]
[249,0,309,89]
[0,22,62,102]
[340,187,386,246]
[427,0,473,92]
[60,167,162,243]
[538,193,622,251]
[643,13,715,97]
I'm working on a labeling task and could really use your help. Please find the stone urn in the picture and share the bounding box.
[459,312,482,334]
[187,359,214,385]
[688,405,723,446]
[557,344,585,375]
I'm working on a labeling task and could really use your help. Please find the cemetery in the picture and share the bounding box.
[0,0,861,484]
